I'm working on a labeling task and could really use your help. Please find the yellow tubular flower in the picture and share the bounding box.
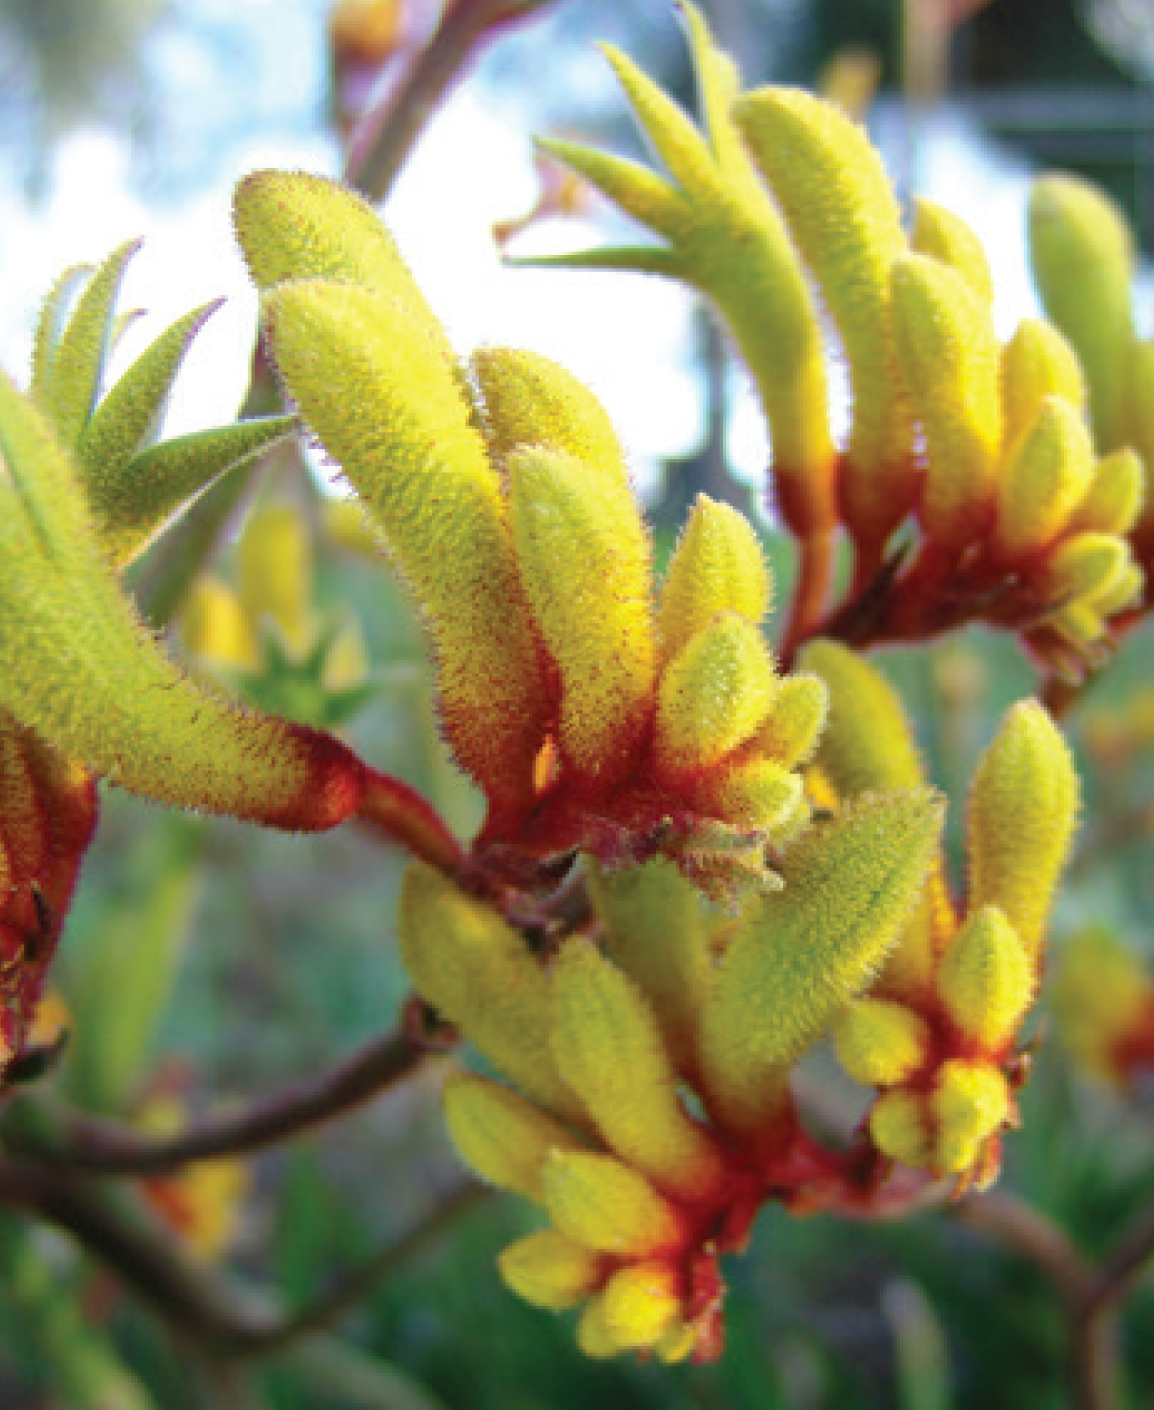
[751,672,829,769]
[1068,449,1144,537]
[931,1060,1010,1176]
[442,1073,586,1201]
[992,398,1095,563]
[1000,319,1086,449]
[654,613,777,779]
[262,280,549,815]
[699,790,943,1143]
[966,701,1079,958]
[469,346,627,479]
[910,199,994,303]
[657,495,771,667]
[596,1262,685,1351]
[890,253,1002,552]
[735,86,914,548]
[709,755,804,830]
[1042,533,1133,608]
[869,1089,932,1169]
[832,998,931,1087]
[180,577,259,670]
[505,446,654,785]
[398,865,582,1120]
[799,640,924,796]
[498,1231,608,1310]
[1028,175,1134,450]
[233,169,455,360]
[542,1150,687,1256]
[586,857,712,1076]
[550,941,725,1201]
[936,906,1033,1052]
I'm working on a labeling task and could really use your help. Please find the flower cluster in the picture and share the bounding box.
[530,5,1146,671]
[234,169,833,891]
[401,786,943,1362]
[806,645,1078,1189]
[1051,928,1154,1086]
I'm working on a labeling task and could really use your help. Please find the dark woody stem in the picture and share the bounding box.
[0,1154,482,1362]
[2,1029,432,1175]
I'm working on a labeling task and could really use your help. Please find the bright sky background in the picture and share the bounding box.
[7,0,1139,503]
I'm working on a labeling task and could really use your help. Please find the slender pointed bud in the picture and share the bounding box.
[263,280,549,813]
[600,43,715,192]
[799,641,923,797]
[657,496,771,666]
[1068,449,1144,537]
[1029,175,1133,449]
[967,702,1079,958]
[534,137,683,233]
[911,199,994,303]
[498,1231,608,1310]
[832,998,931,1087]
[655,614,776,780]
[1000,319,1086,448]
[36,240,140,448]
[891,254,1002,551]
[992,398,1095,562]
[0,372,363,831]
[1042,532,1132,608]
[233,169,454,358]
[550,941,725,1201]
[597,1262,684,1351]
[735,87,914,546]
[442,1073,585,1201]
[239,502,313,652]
[506,446,654,785]
[542,1150,687,1256]
[751,673,829,769]
[699,791,943,1141]
[869,1089,932,1168]
[180,577,259,669]
[586,858,712,1075]
[469,347,626,479]
[709,755,804,830]
[398,866,580,1119]
[937,906,1033,1052]
[932,1060,1010,1175]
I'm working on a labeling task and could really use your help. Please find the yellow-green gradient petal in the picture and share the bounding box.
[398,865,580,1119]
[910,199,994,303]
[735,87,913,546]
[832,997,930,1087]
[937,906,1033,1052]
[993,398,1094,562]
[891,253,1002,551]
[506,446,654,785]
[1000,318,1086,449]
[699,790,943,1141]
[799,640,924,796]
[263,279,549,814]
[657,495,771,666]
[498,1230,607,1310]
[655,613,776,778]
[542,1150,686,1257]
[1069,449,1144,537]
[966,701,1079,958]
[442,1072,585,1201]
[550,941,724,1201]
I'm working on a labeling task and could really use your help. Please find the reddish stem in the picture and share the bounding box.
[356,766,465,874]
[781,528,838,667]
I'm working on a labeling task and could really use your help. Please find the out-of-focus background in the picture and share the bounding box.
[2,2,1154,1407]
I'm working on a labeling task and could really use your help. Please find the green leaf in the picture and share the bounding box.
[36,238,141,448]
[77,297,224,495]
[97,413,298,566]
[511,245,685,278]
